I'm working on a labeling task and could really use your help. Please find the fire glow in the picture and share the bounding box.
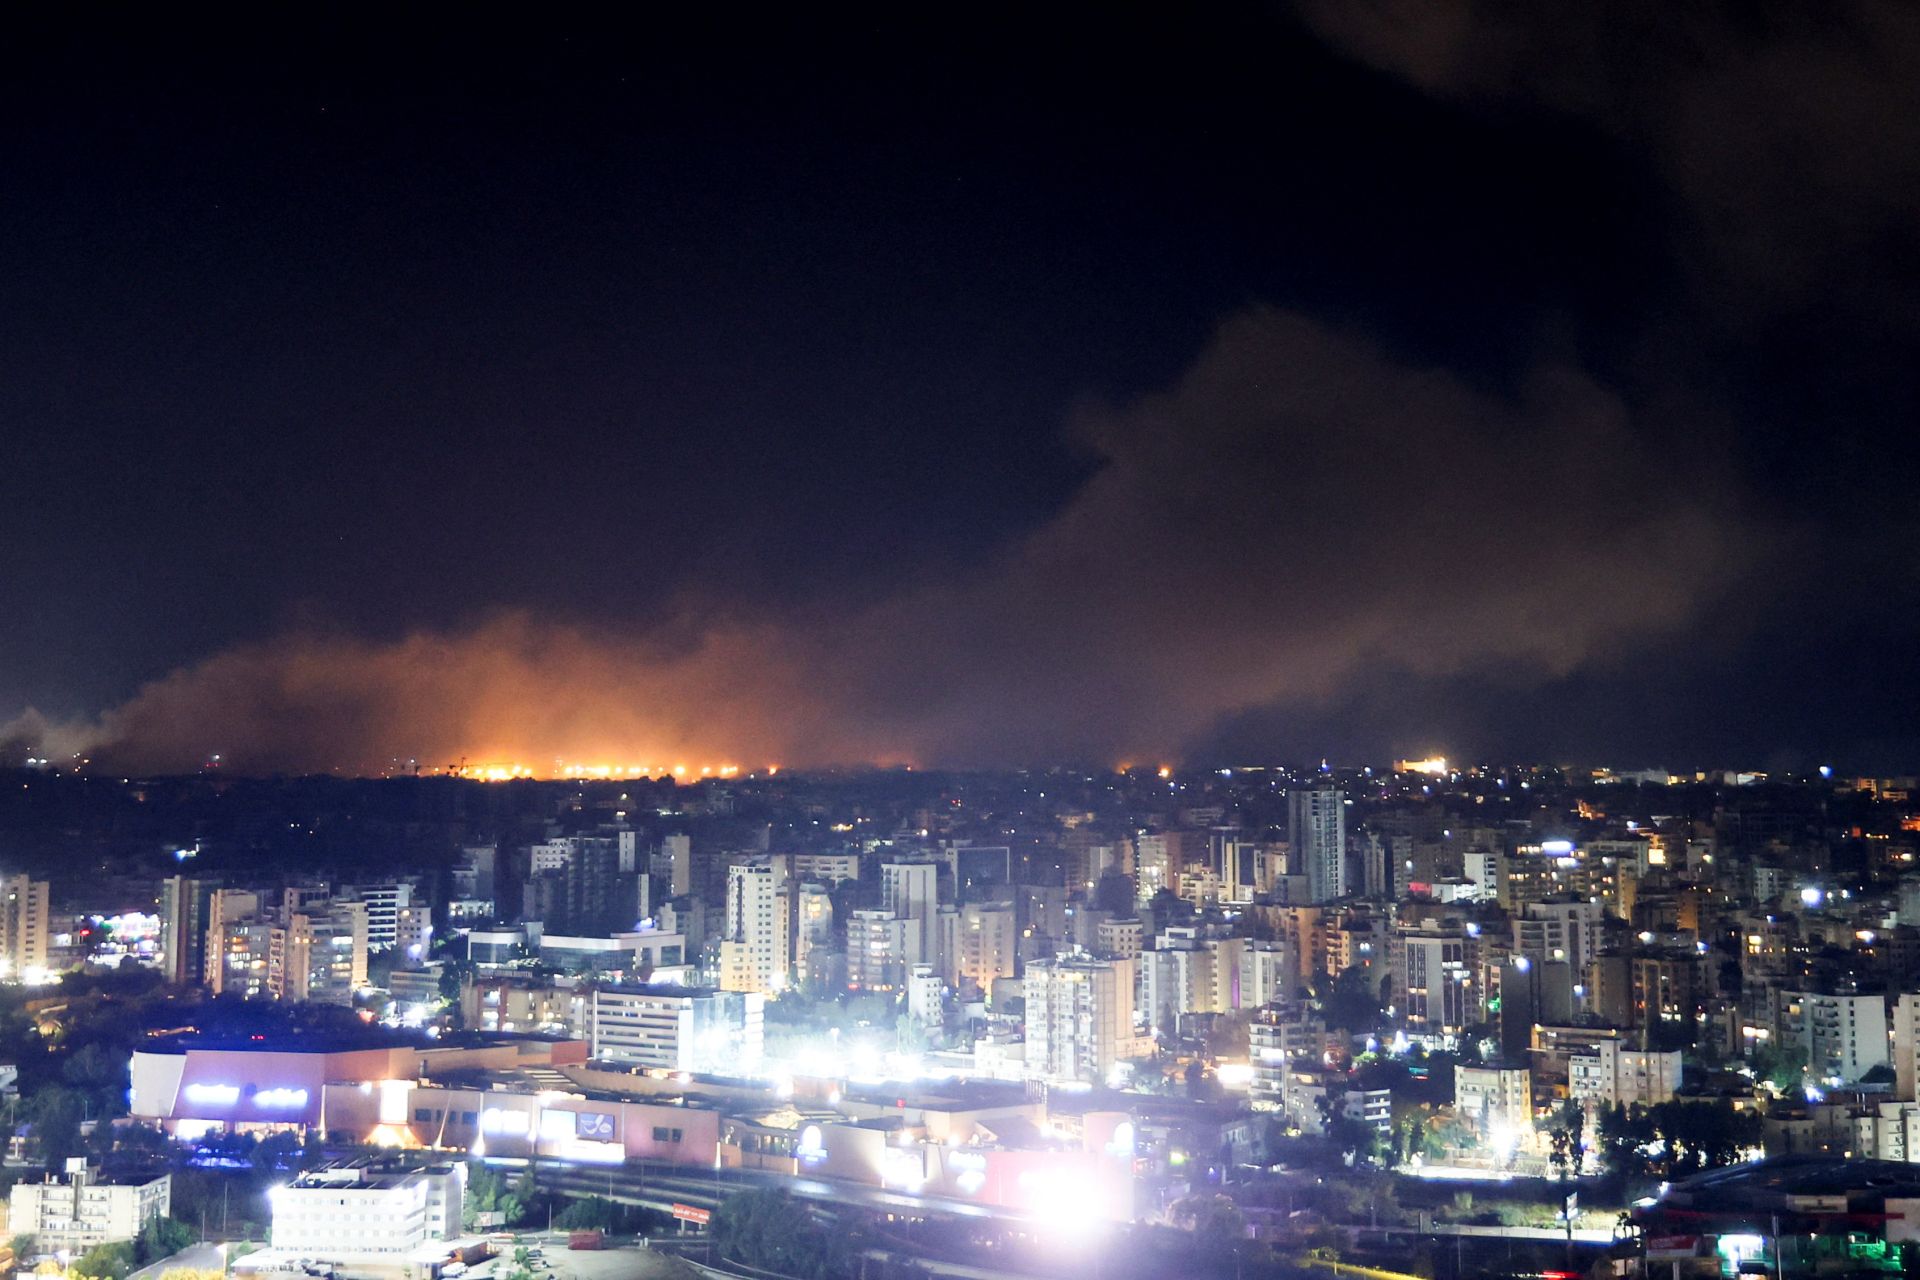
[441,762,765,782]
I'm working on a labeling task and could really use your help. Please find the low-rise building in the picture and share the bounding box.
[464,976,588,1037]
[129,1037,588,1139]
[1569,1041,1682,1112]
[8,1159,170,1251]
[588,983,763,1073]
[268,1162,463,1261]
[1454,1063,1533,1156]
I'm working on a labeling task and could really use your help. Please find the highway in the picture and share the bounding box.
[495,1157,1016,1226]
[501,1158,1089,1280]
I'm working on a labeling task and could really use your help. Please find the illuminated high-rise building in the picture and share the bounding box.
[268,900,369,1005]
[158,875,215,987]
[847,910,908,992]
[939,900,1017,998]
[1289,788,1347,903]
[881,861,940,966]
[1023,955,1136,1084]
[205,889,271,998]
[718,862,788,996]
[0,874,50,982]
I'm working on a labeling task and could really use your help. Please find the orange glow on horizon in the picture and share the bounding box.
[433,759,767,783]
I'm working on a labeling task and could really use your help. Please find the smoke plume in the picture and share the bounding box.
[7,311,1760,773]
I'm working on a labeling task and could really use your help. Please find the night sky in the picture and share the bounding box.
[3,6,1917,774]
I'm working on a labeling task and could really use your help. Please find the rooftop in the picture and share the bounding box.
[1645,1156,1920,1223]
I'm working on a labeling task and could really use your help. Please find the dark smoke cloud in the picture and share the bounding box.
[1287,0,1920,323]
[3,311,1765,773]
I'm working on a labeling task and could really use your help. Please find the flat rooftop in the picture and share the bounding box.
[139,1030,579,1055]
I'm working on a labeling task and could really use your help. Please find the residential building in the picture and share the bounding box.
[1787,991,1890,1083]
[881,861,941,966]
[1516,899,1604,971]
[268,899,370,1005]
[1251,1012,1339,1111]
[1289,789,1347,903]
[1391,916,1476,1041]
[1894,993,1920,1100]
[1240,939,1298,1009]
[907,964,943,1025]
[1142,927,1244,1026]
[1569,1041,1682,1112]
[718,862,788,996]
[205,890,272,998]
[464,977,588,1037]
[158,875,215,988]
[1454,1064,1532,1153]
[1023,955,1136,1084]
[1096,917,1144,962]
[661,833,693,898]
[8,1159,170,1251]
[848,910,908,992]
[338,882,417,953]
[794,883,834,976]
[941,901,1018,997]
[0,873,51,981]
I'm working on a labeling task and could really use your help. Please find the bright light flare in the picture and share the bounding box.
[1019,1168,1111,1243]
[1213,1062,1254,1090]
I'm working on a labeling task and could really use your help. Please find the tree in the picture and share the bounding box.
[62,1042,130,1118]
[1167,1194,1247,1258]
[137,1217,197,1265]
[107,1122,172,1162]
[1091,871,1136,916]
[556,1196,619,1230]
[26,1085,85,1168]
[71,1240,138,1280]
[1329,1113,1379,1167]
[253,1131,303,1177]
[511,1158,540,1221]
[713,1189,847,1280]
[1640,1100,1762,1176]
[437,957,473,1029]
[1318,966,1381,1032]
[1597,1102,1655,1179]
[1548,1100,1586,1181]
[1185,1057,1220,1101]
[464,1161,526,1229]
[1411,1111,1435,1160]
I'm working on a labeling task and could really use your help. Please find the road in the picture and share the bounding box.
[129,1242,229,1280]
[1363,1222,1617,1244]
[492,1157,1011,1227]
